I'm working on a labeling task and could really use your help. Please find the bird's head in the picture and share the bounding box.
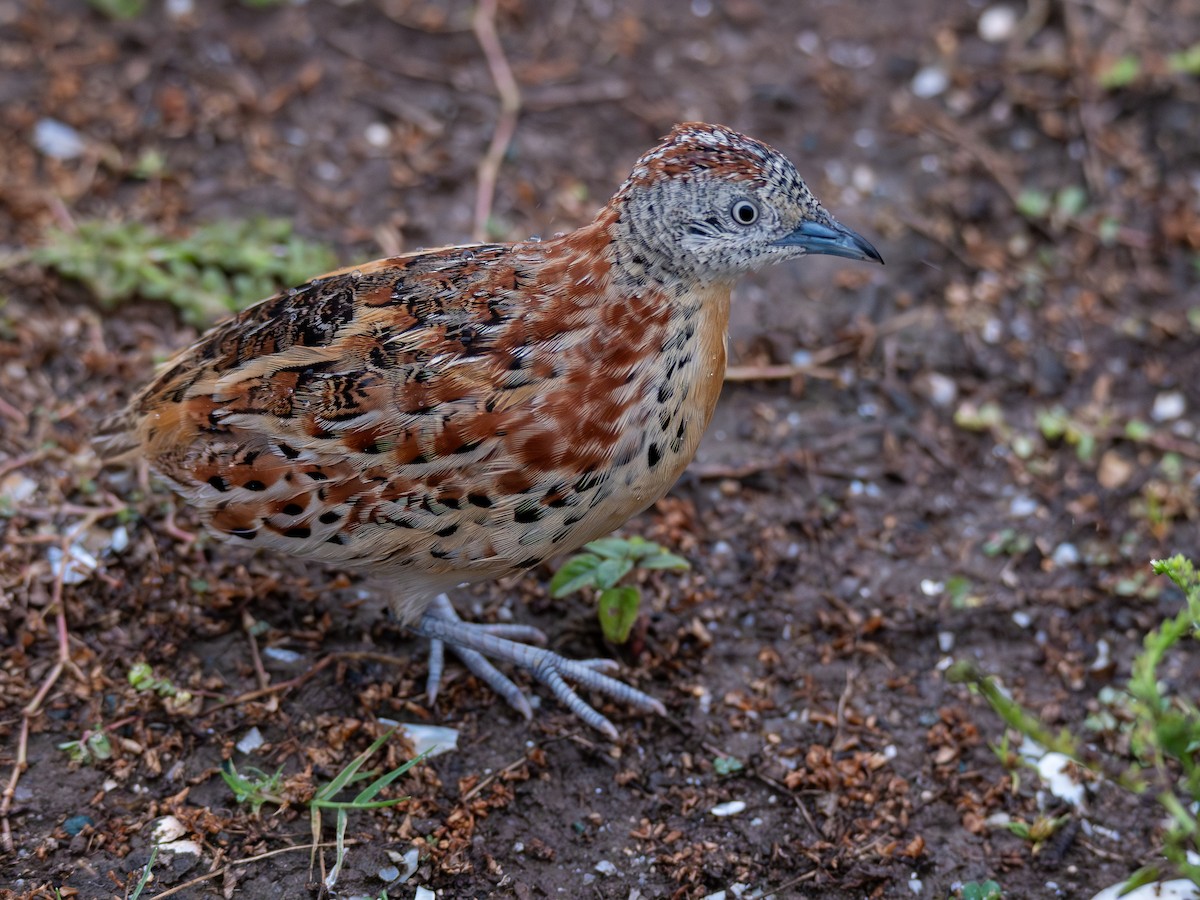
[613,122,882,282]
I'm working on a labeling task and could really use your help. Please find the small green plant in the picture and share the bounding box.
[1097,54,1141,90]
[220,760,286,816]
[550,536,689,643]
[713,756,745,776]
[1003,813,1072,851]
[129,662,193,703]
[311,729,424,889]
[1037,406,1097,462]
[950,555,1200,888]
[958,880,1003,900]
[981,528,1033,558]
[58,726,113,764]
[87,0,146,18]
[33,218,337,327]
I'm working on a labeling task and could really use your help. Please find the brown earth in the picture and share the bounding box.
[1,0,1199,897]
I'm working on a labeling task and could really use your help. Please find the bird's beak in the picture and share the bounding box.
[774,219,884,264]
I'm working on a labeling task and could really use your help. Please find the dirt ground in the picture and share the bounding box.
[2,0,1199,897]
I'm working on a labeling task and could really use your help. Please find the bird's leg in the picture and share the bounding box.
[413,594,665,739]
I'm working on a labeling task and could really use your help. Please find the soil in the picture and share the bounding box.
[2,1,1199,898]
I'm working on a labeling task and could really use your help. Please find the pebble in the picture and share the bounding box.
[33,119,86,160]
[1051,543,1080,567]
[262,647,302,664]
[1152,391,1186,422]
[1009,495,1039,517]
[151,816,187,844]
[364,122,391,148]
[979,5,1018,42]
[1090,881,1200,900]
[920,579,943,596]
[236,726,264,754]
[911,65,949,98]
[594,860,618,876]
[923,372,958,407]
[710,800,747,817]
[1036,751,1085,807]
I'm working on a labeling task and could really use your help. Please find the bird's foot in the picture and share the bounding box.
[413,594,665,739]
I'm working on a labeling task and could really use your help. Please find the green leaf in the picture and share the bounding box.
[593,557,634,589]
[1098,55,1141,90]
[1016,188,1051,220]
[1054,185,1088,219]
[584,537,635,560]
[549,554,602,597]
[1168,43,1200,75]
[597,586,641,643]
[640,552,690,570]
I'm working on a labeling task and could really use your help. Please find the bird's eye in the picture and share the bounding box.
[731,199,759,226]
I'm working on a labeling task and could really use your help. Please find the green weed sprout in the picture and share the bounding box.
[310,729,425,890]
[950,554,1200,888]
[34,218,337,327]
[550,536,689,643]
[220,760,286,816]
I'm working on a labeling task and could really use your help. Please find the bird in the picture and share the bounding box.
[96,122,882,739]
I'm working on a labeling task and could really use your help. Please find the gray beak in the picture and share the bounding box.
[774,219,884,264]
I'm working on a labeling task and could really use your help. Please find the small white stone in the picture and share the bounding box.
[979,5,1018,42]
[1010,495,1039,517]
[795,31,820,55]
[594,860,618,876]
[710,800,747,817]
[911,65,949,98]
[851,164,876,193]
[1090,877,1200,900]
[262,647,302,664]
[1051,543,1080,567]
[375,722,460,758]
[937,631,955,652]
[150,816,187,844]
[924,372,958,407]
[33,119,86,160]
[1152,391,1186,422]
[414,887,436,900]
[921,579,944,597]
[364,122,391,148]
[909,874,924,895]
[47,543,98,585]
[165,0,193,18]
[702,892,728,900]
[1037,751,1085,807]
[158,839,203,857]
[236,727,264,754]
[1012,610,1033,628]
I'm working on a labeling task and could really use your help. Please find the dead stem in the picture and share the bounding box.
[471,0,522,242]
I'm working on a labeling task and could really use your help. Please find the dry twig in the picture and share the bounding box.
[471,0,522,242]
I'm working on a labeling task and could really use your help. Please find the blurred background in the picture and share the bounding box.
[1,1,1198,897]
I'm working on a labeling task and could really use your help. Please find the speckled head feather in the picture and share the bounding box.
[611,123,878,283]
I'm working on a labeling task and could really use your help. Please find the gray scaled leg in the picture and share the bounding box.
[413,593,665,739]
